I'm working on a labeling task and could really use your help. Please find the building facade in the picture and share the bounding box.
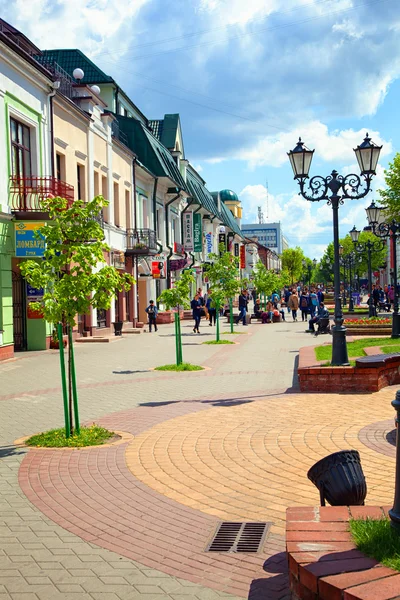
[241,222,288,255]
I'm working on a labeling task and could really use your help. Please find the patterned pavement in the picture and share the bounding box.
[0,319,398,599]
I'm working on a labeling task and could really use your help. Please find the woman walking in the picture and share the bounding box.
[288,290,299,321]
[299,289,310,322]
[191,293,202,333]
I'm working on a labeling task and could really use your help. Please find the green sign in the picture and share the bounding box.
[193,213,202,252]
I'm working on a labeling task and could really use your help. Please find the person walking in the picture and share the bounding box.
[309,289,319,318]
[145,300,158,332]
[235,290,248,326]
[299,289,310,322]
[284,288,291,314]
[206,290,216,326]
[288,290,299,321]
[191,293,202,333]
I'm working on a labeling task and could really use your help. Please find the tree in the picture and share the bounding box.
[281,247,304,283]
[204,244,244,338]
[157,269,195,363]
[379,152,400,221]
[20,195,134,437]
[253,261,279,306]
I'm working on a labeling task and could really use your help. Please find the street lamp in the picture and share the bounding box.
[340,253,357,313]
[350,225,385,318]
[287,133,382,366]
[365,202,400,338]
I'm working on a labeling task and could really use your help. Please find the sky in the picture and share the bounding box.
[3,0,400,258]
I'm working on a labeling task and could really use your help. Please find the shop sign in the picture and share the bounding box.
[27,302,44,319]
[234,243,240,257]
[203,222,213,260]
[26,284,44,299]
[183,212,193,251]
[15,222,45,257]
[152,261,166,278]
[193,213,202,252]
[173,241,185,255]
[170,258,187,271]
[240,245,246,269]
[218,233,226,254]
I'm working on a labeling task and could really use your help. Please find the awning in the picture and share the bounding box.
[186,169,222,218]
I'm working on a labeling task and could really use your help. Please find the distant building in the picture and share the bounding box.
[241,223,288,255]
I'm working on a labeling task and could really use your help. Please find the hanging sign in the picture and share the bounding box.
[218,233,226,254]
[152,261,166,279]
[183,211,193,251]
[193,213,202,252]
[240,245,246,269]
[26,284,44,299]
[203,222,213,260]
[173,241,185,255]
[234,243,240,257]
[15,222,46,257]
[170,258,187,271]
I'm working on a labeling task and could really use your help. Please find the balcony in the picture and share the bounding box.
[111,120,129,147]
[126,228,158,256]
[9,176,74,213]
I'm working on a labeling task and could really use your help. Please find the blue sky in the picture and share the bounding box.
[2,0,399,258]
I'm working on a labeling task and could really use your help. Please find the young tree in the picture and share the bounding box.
[379,153,400,221]
[157,269,195,363]
[253,261,278,307]
[281,247,304,283]
[20,196,134,437]
[205,244,244,338]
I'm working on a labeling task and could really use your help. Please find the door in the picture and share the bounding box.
[12,271,27,351]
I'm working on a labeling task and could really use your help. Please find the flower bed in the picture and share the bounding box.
[345,317,392,326]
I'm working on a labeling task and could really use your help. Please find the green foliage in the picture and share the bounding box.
[25,425,114,447]
[379,152,400,221]
[281,247,304,283]
[20,196,134,327]
[253,261,280,297]
[205,244,243,308]
[320,231,386,279]
[202,340,235,345]
[154,363,204,371]
[157,269,195,309]
[350,518,400,572]
[315,336,400,361]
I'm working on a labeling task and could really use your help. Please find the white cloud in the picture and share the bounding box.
[196,0,277,27]
[193,164,203,173]
[332,19,364,40]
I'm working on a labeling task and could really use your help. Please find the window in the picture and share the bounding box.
[114,182,120,226]
[102,176,109,222]
[77,164,85,200]
[94,171,100,197]
[125,189,131,229]
[56,153,65,181]
[10,117,31,179]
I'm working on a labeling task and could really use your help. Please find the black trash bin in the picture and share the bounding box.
[307,450,367,506]
[113,321,123,336]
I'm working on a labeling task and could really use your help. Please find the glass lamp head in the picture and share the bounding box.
[287,138,314,180]
[354,133,382,176]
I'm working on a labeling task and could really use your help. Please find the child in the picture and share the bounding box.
[145,300,158,332]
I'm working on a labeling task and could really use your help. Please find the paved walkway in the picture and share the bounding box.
[0,318,397,599]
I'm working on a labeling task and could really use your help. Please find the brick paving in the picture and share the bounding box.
[0,320,398,599]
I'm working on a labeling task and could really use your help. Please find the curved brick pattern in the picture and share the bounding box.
[358,419,396,458]
[287,505,399,600]
[125,388,398,537]
[19,400,290,599]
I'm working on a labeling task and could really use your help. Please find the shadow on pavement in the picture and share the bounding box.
[248,552,289,600]
[0,445,27,458]
[112,370,150,375]
[159,333,213,337]
[139,401,180,407]
[201,398,254,407]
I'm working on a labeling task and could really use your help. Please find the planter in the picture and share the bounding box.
[112,321,123,336]
[157,311,184,324]
[50,338,67,349]
[346,326,392,336]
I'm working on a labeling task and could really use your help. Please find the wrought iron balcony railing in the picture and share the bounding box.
[126,228,158,255]
[9,176,74,212]
[111,120,129,147]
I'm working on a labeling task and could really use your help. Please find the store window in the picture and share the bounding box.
[10,117,31,179]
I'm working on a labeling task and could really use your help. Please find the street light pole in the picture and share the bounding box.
[287,134,382,366]
[350,227,384,318]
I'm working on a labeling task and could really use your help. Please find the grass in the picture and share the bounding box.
[320,360,357,367]
[381,345,400,354]
[350,518,400,572]
[203,339,235,345]
[315,337,399,362]
[155,363,204,372]
[222,331,247,335]
[25,425,114,448]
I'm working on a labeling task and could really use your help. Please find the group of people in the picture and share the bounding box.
[190,288,218,333]
[283,286,330,332]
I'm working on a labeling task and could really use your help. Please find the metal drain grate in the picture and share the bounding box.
[206,522,271,553]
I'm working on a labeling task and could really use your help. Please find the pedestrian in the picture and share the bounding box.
[235,290,248,326]
[288,290,299,321]
[317,288,325,304]
[308,302,329,332]
[145,300,158,332]
[309,289,319,318]
[388,285,394,309]
[206,289,216,326]
[299,289,310,322]
[191,294,202,333]
[284,287,291,314]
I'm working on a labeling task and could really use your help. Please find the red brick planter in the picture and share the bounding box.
[157,310,184,324]
[287,505,400,600]
[298,346,400,393]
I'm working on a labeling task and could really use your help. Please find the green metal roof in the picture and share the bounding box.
[116,116,187,191]
[37,49,113,84]
[149,114,182,151]
[219,189,239,203]
[186,169,221,218]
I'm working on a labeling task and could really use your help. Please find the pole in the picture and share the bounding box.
[174,312,180,365]
[331,197,349,366]
[68,326,80,434]
[342,263,347,306]
[178,314,183,364]
[367,244,375,318]
[349,257,355,313]
[229,298,234,333]
[216,308,220,342]
[57,323,70,438]
[389,390,400,531]
[392,231,400,338]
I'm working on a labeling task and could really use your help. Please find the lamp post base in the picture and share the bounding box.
[392,312,400,339]
[331,326,350,366]
[389,508,400,531]
[349,297,355,313]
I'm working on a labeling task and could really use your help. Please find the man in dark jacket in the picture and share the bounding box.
[145,300,158,332]
[235,290,248,326]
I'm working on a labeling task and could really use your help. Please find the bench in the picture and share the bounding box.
[355,352,400,368]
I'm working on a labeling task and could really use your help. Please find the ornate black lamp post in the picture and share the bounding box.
[340,252,358,313]
[390,390,400,531]
[302,258,317,287]
[365,201,400,338]
[350,225,385,318]
[288,134,382,366]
